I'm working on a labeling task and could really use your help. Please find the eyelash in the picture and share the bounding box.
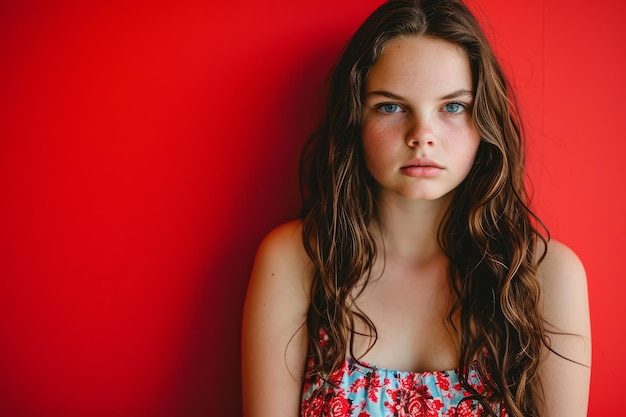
[376,103,403,114]
[375,101,470,115]
[442,101,468,114]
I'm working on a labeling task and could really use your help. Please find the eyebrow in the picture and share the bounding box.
[366,89,474,101]
[366,90,405,100]
[440,89,474,100]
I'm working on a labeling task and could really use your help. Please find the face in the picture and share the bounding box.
[361,35,480,204]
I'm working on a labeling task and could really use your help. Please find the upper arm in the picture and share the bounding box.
[537,240,591,417]
[241,220,312,417]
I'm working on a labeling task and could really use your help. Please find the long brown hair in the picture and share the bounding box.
[299,0,548,415]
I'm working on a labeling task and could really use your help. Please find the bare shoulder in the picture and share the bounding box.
[536,239,591,417]
[537,239,586,290]
[241,220,313,417]
[536,239,590,339]
[254,219,312,280]
[245,219,313,334]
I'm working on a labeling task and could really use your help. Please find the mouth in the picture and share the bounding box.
[399,158,444,178]
[401,159,443,169]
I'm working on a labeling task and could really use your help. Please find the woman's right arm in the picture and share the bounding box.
[242,220,312,417]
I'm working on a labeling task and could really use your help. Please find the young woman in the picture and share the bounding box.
[242,0,591,416]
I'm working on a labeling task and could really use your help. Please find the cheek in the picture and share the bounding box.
[458,131,481,172]
[360,124,394,172]
[361,119,400,154]
[449,125,480,155]
[467,130,482,158]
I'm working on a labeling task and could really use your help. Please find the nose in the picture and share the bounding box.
[406,117,435,147]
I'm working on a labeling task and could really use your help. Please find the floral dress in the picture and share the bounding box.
[301,356,507,417]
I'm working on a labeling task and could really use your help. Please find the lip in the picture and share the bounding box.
[401,158,443,169]
[400,158,444,177]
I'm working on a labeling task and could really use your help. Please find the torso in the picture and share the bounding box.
[298,219,510,416]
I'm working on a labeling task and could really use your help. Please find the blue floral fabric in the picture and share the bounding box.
[302,356,507,417]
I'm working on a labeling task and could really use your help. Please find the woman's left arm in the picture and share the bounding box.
[537,239,592,417]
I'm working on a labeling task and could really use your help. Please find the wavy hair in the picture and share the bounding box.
[299,0,549,415]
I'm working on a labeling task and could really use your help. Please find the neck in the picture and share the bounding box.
[371,192,452,264]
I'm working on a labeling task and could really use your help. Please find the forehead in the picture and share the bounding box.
[366,36,473,93]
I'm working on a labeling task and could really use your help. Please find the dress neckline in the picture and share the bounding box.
[345,355,467,377]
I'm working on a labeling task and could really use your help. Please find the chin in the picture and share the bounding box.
[400,190,455,203]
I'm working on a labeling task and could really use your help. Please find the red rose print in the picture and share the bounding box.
[328,395,350,416]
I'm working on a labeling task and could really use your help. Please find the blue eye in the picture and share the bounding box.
[378,103,402,114]
[442,102,466,114]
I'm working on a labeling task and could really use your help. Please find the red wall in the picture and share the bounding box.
[1,1,623,415]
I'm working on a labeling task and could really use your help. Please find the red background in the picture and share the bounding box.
[1,1,623,416]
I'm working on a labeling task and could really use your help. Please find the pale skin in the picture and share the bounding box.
[242,36,591,417]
